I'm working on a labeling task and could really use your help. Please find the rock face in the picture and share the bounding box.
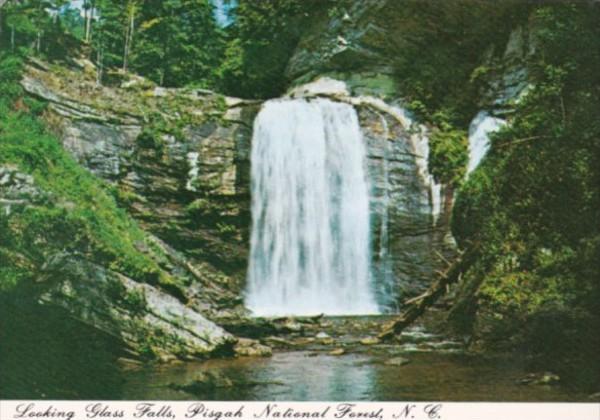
[7,59,265,361]
[22,54,452,315]
[283,4,540,308]
[0,164,236,360]
[286,0,395,92]
[22,61,259,309]
[357,99,448,305]
[478,25,534,115]
[39,254,236,361]
[0,165,45,215]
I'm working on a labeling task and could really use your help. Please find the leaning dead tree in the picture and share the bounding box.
[379,245,480,341]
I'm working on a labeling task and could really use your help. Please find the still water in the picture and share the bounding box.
[0,309,591,401]
[122,351,586,401]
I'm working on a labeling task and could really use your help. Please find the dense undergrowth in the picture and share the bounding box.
[448,4,600,386]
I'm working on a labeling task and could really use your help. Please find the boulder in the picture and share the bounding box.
[384,357,410,366]
[38,255,236,360]
[234,338,272,357]
[360,337,380,345]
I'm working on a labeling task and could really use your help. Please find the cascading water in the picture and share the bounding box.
[245,98,379,316]
[467,111,506,175]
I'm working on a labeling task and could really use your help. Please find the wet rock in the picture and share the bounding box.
[38,255,236,360]
[171,371,285,396]
[538,372,560,385]
[295,337,316,346]
[329,348,345,356]
[384,357,410,366]
[399,328,440,344]
[517,372,560,386]
[288,77,349,99]
[295,313,324,325]
[118,357,144,369]
[170,371,234,395]
[360,337,380,345]
[279,320,304,333]
[588,392,600,401]
[316,331,331,339]
[264,336,294,348]
[234,338,272,357]
[220,317,278,339]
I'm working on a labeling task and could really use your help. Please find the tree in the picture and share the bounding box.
[0,0,68,53]
[132,0,224,87]
[0,0,7,40]
[82,0,97,42]
[122,0,139,72]
[92,0,125,82]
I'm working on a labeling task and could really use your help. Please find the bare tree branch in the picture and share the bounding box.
[378,245,479,341]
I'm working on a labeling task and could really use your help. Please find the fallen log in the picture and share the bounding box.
[378,245,479,341]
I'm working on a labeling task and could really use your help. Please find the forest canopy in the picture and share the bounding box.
[0,0,335,97]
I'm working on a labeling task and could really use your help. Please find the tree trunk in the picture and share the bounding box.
[378,244,480,341]
[10,24,14,51]
[96,48,103,86]
[441,184,454,227]
[85,1,95,43]
[128,12,134,62]
[36,31,41,53]
[83,0,90,42]
[123,27,129,72]
[123,10,135,72]
[87,5,94,42]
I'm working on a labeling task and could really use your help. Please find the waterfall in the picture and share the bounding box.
[245,98,379,316]
[467,111,506,175]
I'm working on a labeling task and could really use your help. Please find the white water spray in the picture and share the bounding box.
[245,98,379,316]
[467,111,506,175]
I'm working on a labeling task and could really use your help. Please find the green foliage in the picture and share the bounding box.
[452,3,600,335]
[1,0,75,57]
[216,222,237,238]
[390,0,530,127]
[58,5,85,40]
[428,111,468,186]
[216,0,335,98]
[132,0,225,87]
[136,126,165,154]
[89,0,224,87]
[123,288,148,313]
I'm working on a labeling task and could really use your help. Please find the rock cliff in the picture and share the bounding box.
[9,5,534,356]
[4,58,262,361]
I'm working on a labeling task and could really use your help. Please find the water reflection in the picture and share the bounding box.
[0,300,590,402]
[121,351,587,401]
